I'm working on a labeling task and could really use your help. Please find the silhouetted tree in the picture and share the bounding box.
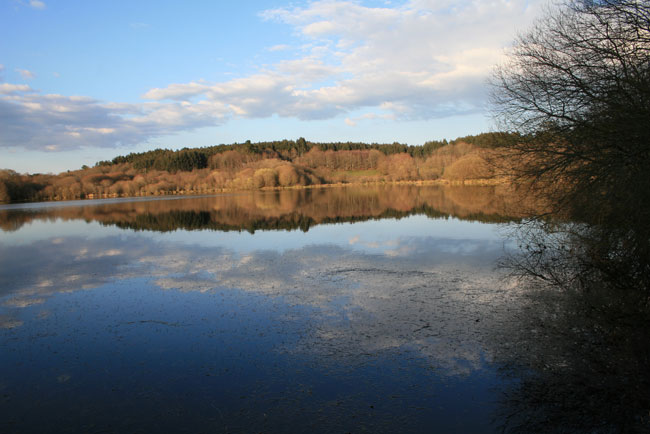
[492,0,650,299]
[493,0,650,213]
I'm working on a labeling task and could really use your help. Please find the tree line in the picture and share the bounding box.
[95,133,515,173]
[0,132,518,203]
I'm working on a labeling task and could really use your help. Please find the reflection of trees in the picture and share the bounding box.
[504,220,650,302]
[498,218,650,432]
[498,217,650,431]
[491,0,650,302]
[493,280,650,433]
[0,210,41,232]
[489,2,650,430]
[0,185,535,233]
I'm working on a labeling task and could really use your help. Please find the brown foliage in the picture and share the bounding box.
[297,148,385,171]
[442,152,493,180]
[208,150,260,170]
[378,153,418,181]
[1,140,504,203]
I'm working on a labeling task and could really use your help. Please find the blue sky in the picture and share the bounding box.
[0,0,544,173]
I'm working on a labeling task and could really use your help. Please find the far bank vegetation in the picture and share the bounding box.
[0,133,518,203]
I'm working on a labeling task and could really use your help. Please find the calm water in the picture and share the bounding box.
[0,185,533,433]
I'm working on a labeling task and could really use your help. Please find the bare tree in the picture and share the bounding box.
[492,0,650,300]
[492,0,650,216]
[491,6,650,430]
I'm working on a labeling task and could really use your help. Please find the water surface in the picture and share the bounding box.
[1,185,532,433]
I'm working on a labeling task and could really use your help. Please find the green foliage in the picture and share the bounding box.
[114,149,208,172]
[408,139,448,158]
[450,132,521,148]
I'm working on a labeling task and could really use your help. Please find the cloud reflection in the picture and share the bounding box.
[0,226,516,377]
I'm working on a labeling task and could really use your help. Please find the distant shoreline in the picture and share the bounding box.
[0,178,508,206]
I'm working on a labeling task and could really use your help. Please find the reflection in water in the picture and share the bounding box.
[491,282,650,433]
[0,184,530,233]
[0,185,641,432]
[0,232,510,366]
[493,219,650,432]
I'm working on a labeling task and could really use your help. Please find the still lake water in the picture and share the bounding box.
[0,185,534,433]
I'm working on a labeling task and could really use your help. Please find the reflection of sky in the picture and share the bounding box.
[1,219,126,246]
[156,214,506,253]
[2,213,508,254]
[0,208,520,432]
[1,215,514,363]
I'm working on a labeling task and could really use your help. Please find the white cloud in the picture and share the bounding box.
[346,112,396,126]
[16,69,36,80]
[268,44,290,52]
[1,0,545,152]
[0,83,32,94]
[142,81,211,100]
[0,85,229,151]
[29,0,46,10]
[259,0,544,119]
[145,0,544,122]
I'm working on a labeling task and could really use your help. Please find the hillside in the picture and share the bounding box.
[0,132,519,203]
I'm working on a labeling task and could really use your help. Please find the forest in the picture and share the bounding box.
[0,132,518,203]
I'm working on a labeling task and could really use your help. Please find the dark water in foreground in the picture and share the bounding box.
[0,185,561,433]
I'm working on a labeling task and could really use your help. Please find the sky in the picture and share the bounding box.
[0,0,545,174]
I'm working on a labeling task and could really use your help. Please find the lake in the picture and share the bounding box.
[0,185,546,433]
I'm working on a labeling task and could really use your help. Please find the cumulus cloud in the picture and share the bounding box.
[1,0,545,152]
[345,111,394,126]
[143,57,344,120]
[268,44,291,52]
[145,0,544,122]
[0,84,31,95]
[29,0,46,9]
[0,86,229,151]
[16,69,36,80]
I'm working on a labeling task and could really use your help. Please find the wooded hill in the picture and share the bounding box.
[0,132,519,203]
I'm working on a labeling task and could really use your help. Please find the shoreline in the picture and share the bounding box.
[0,177,510,206]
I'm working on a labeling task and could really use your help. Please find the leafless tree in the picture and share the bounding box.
[492,0,650,213]
[492,0,650,299]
